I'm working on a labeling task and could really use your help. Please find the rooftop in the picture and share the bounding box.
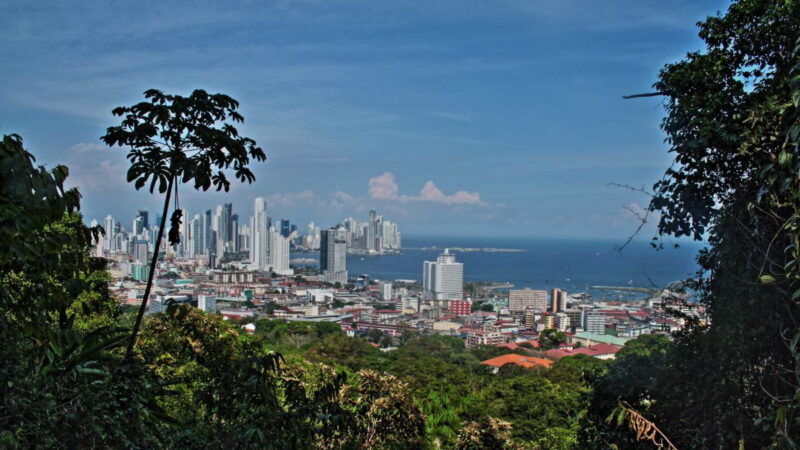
[481,354,553,369]
[572,332,629,347]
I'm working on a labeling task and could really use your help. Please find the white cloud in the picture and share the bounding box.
[329,190,358,209]
[368,172,400,200]
[427,111,471,122]
[267,190,317,206]
[367,172,486,206]
[69,142,106,153]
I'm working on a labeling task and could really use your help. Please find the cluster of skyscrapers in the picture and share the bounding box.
[98,199,293,274]
[302,209,400,254]
[95,203,401,281]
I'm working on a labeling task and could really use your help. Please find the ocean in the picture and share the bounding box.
[294,235,704,300]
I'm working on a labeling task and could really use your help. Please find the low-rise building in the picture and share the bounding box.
[466,330,503,348]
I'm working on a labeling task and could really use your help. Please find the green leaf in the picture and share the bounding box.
[759,275,776,284]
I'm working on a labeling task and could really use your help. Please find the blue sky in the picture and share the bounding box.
[0,0,729,239]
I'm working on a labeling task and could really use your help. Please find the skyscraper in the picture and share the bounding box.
[268,226,292,275]
[230,213,240,252]
[251,197,269,270]
[191,214,203,257]
[550,288,561,313]
[136,210,149,230]
[320,227,347,284]
[203,209,213,256]
[280,219,291,238]
[103,215,115,251]
[132,216,144,237]
[422,249,464,300]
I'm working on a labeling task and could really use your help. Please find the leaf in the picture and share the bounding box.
[778,150,793,168]
[759,275,776,284]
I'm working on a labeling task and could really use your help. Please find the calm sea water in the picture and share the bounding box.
[294,235,704,299]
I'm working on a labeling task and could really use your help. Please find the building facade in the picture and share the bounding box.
[422,249,464,300]
[508,288,548,312]
[320,227,348,284]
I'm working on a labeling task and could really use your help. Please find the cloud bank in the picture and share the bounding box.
[368,172,486,206]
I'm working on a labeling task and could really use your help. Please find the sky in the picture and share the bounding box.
[0,0,730,239]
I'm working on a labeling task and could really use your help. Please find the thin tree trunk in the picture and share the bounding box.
[125,175,175,361]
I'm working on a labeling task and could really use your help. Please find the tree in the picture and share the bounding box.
[0,135,151,447]
[456,417,519,450]
[470,344,512,362]
[615,1,800,446]
[365,328,383,343]
[485,371,583,446]
[538,329,567,350]
[102,89,266,359]
[422,391,462,448]
[330,298,345,309]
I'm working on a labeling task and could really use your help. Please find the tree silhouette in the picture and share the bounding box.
[102,89,265,359]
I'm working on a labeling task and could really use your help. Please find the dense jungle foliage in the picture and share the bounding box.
[2,0,800,447]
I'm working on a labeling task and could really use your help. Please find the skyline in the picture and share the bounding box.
[0,0,729,238]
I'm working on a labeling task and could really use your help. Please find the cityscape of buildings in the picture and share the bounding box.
[94,206,703,370]
[93,200,401,281]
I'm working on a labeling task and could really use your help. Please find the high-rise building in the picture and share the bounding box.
[422,249,464,301]
[550,288,561,313]
[103,215,115,251]
[280,219,291,238]
[508,288,548,312]
[379,282,393,300]
[132,216,144,237]
[251,197,269,270]
[176,208,188,256]
[558,290,569,312]
[267,226,292,275]
[582,309,605,334]
[230,213,240,252]
[320,227,347,284]
[212,204,231,264]
[203,209,213,256]
[133,239,149,264]
[136,210,149,230]
[191,214,203,257]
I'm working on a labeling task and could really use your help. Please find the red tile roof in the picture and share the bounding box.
[481,354,553,369]
[544,343,621,360]
[495,339,541,350]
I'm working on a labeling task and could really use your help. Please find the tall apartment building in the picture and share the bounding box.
[251,197,269,270]
[422,249,464,301]
[582,309,606,334]
[379,282,393,300]
[267,226,292,275]
[320,227,347,284]
[508,288,548,312]
[550,288,560,313]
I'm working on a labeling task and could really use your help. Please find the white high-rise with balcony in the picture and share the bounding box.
[423,249,464,300]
